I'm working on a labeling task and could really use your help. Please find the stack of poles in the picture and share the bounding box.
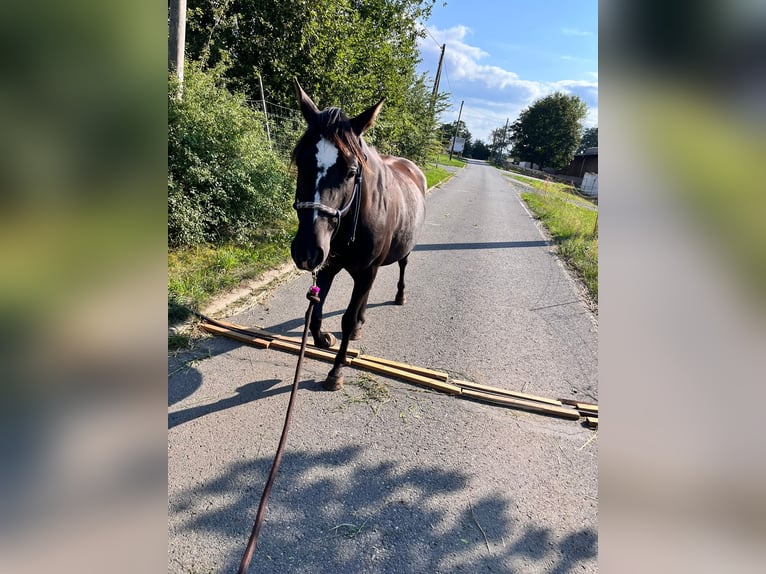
[199,319,598,426]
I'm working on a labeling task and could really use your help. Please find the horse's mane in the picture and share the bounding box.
[292,107,368,170]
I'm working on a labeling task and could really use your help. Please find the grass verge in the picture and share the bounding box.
[508,173,597,207]
[422,164,452,189]
[168,230,294,326]
[436,153,466,168]
[521,192,598,302]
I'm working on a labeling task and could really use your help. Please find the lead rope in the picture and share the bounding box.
[236,274,321,574]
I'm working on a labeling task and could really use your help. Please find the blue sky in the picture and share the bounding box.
[418,0,598,143]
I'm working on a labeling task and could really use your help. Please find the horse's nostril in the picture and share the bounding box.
[290,240,324,271]
[310,247,325,270]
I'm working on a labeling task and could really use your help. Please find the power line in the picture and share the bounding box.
[425,26,442,49]
[442,59,453,95]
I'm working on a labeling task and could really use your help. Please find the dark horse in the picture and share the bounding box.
[290,81,426,391]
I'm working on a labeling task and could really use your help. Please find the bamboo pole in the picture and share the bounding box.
[200,320,582,420]
[349,357,462,395]
[199,323,270,348]
[205,319,450,380]
[268,339,344,363]
[559,399,598,413]
[453,379,563,406]
[356,354,449,381]
[202,319,360,357]
[460,389,580,420]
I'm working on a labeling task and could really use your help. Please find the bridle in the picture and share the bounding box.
[292,154,365,244]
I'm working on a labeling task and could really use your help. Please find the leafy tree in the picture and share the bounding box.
[577,126,598,152]
[438,120,472,155]
[488,125,511,161]
[468,139,490,160]
[186,0,439,162]
[509,92,588,170]
[168,63,294,247]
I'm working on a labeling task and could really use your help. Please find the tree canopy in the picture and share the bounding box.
[185,0,442,162]
[577,126,598,153]
[468,140,490,160]
[508,92,587,170]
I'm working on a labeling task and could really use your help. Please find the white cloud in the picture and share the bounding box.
[420,26,543,99]
[562,27,592,37]
[420,25,599,140]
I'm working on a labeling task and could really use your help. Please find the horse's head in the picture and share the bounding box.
[290,80,383,271]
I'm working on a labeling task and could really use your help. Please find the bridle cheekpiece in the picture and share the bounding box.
[293,154,366,244]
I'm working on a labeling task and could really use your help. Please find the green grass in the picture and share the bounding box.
[422,164,452,189]
[436,153,466,168]
[508,173,597,207]
[521,192,598,301]
[168,229,294,325]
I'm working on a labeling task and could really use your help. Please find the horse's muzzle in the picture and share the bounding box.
[290,239,325,271]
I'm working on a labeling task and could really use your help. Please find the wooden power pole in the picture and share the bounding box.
[431,44,446,101]
[449,100,464,161]
[169,0,187,86]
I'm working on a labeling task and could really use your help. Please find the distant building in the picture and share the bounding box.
[559,147,598,178]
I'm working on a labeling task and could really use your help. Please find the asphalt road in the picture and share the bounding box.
[168,159,598,573]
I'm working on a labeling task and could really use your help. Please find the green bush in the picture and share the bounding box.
[168,63,294,247]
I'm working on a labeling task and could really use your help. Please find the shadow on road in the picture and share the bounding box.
[169,445,596,573]
[414,240,549,252]
[261,300,396,337]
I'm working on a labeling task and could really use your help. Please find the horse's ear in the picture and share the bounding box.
[295,79,319,123]
[350,98,385,136]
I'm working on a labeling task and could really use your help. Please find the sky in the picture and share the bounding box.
[418,0,598,143]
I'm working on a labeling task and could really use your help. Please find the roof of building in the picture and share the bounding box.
[576,147,598,156]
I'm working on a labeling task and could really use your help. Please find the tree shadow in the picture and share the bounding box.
[169,445,597,573]
[413,240,549,252]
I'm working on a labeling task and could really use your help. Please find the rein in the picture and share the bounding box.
[293,155,366,244]
[232,279,321,574]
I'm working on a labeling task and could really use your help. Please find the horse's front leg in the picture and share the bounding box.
[324,266,378,391]
[310,264,341,349]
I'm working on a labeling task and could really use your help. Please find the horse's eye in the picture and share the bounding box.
[346,168,357,180]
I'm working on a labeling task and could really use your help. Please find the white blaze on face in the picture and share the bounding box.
[313,137,339,221]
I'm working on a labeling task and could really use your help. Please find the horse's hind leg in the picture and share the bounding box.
[395,255,408,305]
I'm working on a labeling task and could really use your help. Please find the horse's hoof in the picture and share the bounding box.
[350,327,363,340]
[315,332,337,348]
[323,373,344,391]
[394,294,406,305]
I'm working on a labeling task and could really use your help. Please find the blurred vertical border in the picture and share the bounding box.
[601,0,766,572]
[0,1,167,572]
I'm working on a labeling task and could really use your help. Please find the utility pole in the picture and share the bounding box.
[501,117,509,163]
[258,73,272,149]
[449,100,464,161]
[431,44,446,102]
[169,0,187,87]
